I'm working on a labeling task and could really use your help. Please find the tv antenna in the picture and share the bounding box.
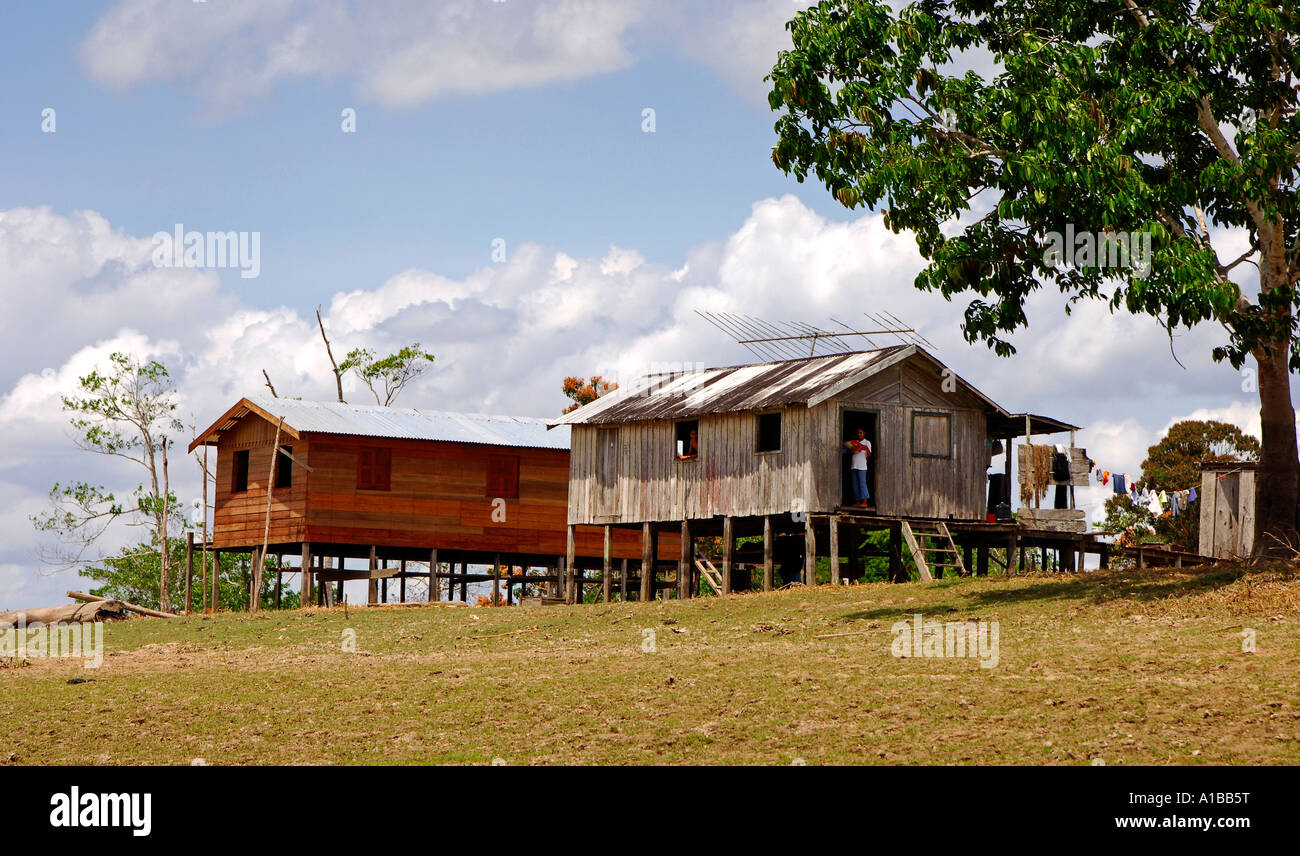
[694,311,935,361]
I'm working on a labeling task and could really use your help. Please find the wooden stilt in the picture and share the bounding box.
[829,516,840,586]
[300,542,312,609]
[641,522,653,602]
[211,549,220,612]
[274,562,282,609]
[368,546,378,604]
[566,525,577,605]
[1007,532,1019,576]
[400,560,407,602]
[763,516,773,592]
[804,516,816,586]
[460,561,468,602]
[602,525,612,603]
[679,519,692,599]
[492,553,501,605]
[429,549,439,602]
[722,516,734,595]
[619,557,628,601]
[977,545,989,577]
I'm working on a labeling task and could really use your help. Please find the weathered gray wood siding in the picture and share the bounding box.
[568,354,990,524]
[569,407,816,523]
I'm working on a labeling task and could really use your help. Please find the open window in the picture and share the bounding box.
[486,454,520,499]
[911,411,952,459]
[675,420,699,461]
[756,411,782,453]
[357,447,392,491]
[232,449,250,493]
[274,445,293,489]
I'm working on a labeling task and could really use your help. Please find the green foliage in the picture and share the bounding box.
[339,343,436,406]
[768,1,1300,367]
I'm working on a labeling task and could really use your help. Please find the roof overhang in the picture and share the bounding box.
[187,397,301,453]
[987,412,1080,438]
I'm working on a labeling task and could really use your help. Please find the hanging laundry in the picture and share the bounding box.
[1158,489,1168,506]
[1188,487,1197,504]
[1113,473,1126,495]
[1102,470,1110,486]
[1148,492,1163,515]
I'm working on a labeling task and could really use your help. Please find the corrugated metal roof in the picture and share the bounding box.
[235,396,570,449]
[549,345,941,426]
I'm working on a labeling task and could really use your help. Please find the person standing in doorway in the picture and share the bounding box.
[845,428,873,507]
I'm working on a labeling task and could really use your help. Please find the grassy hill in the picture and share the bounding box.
[2,563,1298,765]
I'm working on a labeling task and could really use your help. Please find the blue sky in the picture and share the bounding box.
[0,0,1280,609]
[1,2,844,313]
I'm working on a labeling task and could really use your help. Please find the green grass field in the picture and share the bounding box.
[2,563,1297,765]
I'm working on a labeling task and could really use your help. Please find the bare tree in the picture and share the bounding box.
[32,353,183,611]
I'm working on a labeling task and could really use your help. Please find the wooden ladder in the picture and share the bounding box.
[900,520,966,582]
[694,559,724,595]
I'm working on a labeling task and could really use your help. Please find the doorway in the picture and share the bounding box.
[840,409,878,507]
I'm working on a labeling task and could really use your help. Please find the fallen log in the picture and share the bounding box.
[0,600,128,629]
[67,591,175,620]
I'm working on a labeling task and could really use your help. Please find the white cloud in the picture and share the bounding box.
[80,0,647,114]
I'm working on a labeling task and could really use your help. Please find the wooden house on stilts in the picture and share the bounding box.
[188,397,677,607]
[551,345,1108,594]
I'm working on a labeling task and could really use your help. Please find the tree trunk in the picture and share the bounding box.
[1253,342,1299,557]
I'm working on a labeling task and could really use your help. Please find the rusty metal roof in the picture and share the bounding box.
[189,396,570,452]
[548,345,1007,426]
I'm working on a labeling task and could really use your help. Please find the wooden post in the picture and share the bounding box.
[678,519,692,599]
[566,525,577,605]
[460,561,468,602]
[762,516,774,592]
[253,417,284,613]
[1003,436,1013,505]
[829,516,840,586]
[641,523,654,602]
[246,546,259,610]
[492,553,501,606]
[976,545,989,577]
[429,549,439,602]
[804,516,816,586]
[300,542,312,609]
[721,517,734,595]
[368,546,378,605]
[185,531,195,613]
[274,555,282,609]
[602,525,613,603]
[382,560,389,603]
[201,444,210,613]
[619,558,628,601]
[1007,532,1019,576]
[889,524,903,583]
[400,560,407,603]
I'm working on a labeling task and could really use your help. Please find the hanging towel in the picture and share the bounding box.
[1113,473,1126,495]
[1188,487,1197,503]
[1148,492,1163,515]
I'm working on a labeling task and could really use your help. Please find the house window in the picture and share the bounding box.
[357,447,392,491]
[675,420,699,461]
[232,449,250,493]
[756,412,782,453]
[274,446,293,489]
[487,454,519,498]
[911,412,952,459]
[596,428,618,491]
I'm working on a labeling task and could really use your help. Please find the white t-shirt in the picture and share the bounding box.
[851,439,871,470]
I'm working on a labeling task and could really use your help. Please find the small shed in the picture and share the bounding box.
[1198,462,1256,559]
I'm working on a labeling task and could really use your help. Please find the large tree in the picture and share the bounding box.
[768,0,1300,555]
